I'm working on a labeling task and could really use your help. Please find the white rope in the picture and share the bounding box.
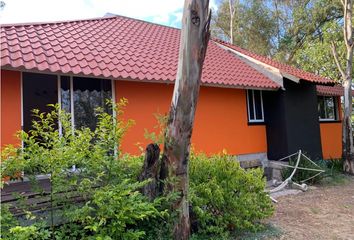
[267,150,302,193]
[267,150,326,199]
[301,153,323,169]
[270,162,325,172]
[300,171,324,183]
[277,152,299,162]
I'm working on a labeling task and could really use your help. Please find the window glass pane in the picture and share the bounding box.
[23,73,58,133]
[60,76,71,113]
[254,90,263,120]
[318,96,326,119]
[247,90,254,120]
[333,97,338,120]
[73,77,112,130]
[325,97,335,119]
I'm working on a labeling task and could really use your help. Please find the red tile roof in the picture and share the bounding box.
[1,16,279,89]
[317,85,354,96]
[215,39,333,85]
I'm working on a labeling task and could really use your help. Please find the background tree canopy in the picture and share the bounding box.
[212,0,347,82]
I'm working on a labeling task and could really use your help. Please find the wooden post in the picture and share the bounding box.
[160,0,211,239]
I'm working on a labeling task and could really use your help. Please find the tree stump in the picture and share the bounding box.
[138,143,160,200]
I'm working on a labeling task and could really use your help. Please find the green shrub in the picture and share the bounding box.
[324,158,344,172]
[67,180,159,239]
[0,100,164,240]
[189,153,274,236]
[8,224,51,240]
[2,101,275,239]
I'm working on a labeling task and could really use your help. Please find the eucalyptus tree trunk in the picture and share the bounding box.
[159,0,211,239]
[342,0,354,174]
[331,0,354,174]
[229,0,236,44]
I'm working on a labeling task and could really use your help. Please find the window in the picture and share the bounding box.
[23,72,58,133]
[318,96,338,121]
[60,76,113,131]
[247,90,264,123]
[22,73,113,133]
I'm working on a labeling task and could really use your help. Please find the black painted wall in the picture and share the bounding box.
[263,79,323,160]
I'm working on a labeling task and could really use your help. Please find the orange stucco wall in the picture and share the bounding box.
[320,123,342,159]
[115,80,267,155]
[1,70,22,150]
[319,96,343,160]
[0,71,344,159]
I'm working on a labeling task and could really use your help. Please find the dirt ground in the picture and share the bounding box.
[267,176,354,240]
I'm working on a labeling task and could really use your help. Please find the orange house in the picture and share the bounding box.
[0,15,345,160]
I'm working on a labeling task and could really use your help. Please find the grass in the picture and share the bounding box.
[190,224,282,240]
[318,172,350,186]
[233,223,282,240]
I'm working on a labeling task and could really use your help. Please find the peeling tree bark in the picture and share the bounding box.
[342,0,354,174]
[159,0,211,239]
[331,0,354,174]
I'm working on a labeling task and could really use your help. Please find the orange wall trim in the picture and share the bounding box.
[115,80,267,155]
[320,122,342,159]
[1,70,22,150]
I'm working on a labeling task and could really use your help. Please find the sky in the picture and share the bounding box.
[0,0,218,28]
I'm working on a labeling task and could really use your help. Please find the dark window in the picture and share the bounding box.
[318,96,338,121]
[59,76,112,131]
[60,76,71,113]
[247,90,264,122]
[23,73,58,133]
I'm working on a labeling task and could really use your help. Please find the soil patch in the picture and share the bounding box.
[267,176,354,240]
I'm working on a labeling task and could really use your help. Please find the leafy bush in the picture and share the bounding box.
[189,153,274,236]
[0,100,166,240]
[1,101,275,239]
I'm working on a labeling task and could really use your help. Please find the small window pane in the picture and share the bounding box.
[247,90,264,122]
[333,97,338,119]
[318,96,338,120]
[248,90,255,120]
[254,90,263,120]
[325,97,335,119]
[60,76,71,113]
[318,96,326,119]
[73,77,112,130]
[23,73,58,133]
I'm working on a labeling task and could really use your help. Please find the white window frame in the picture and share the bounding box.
[246,89,264,123]
[318,96,338,122]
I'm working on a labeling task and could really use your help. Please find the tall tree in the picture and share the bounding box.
[331,0,354,174]
[273,0,342,63]
[159,0,211,239]
[294,21,345,81]
[212,0,276,56]
[212,0,342,62]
